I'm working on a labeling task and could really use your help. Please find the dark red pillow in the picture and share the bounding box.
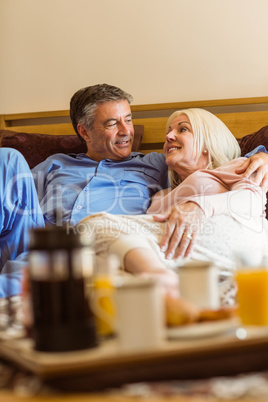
[237,125,268,219]
[238,125,268,156]
[0,125,144,169]
[0,131,86,169]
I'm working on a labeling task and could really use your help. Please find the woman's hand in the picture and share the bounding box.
[153,201,205,260]
[235,152,268,191]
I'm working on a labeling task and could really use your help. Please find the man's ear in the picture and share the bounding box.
[77,124,91,142]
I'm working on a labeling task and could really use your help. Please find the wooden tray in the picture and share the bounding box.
[1,323,268,392]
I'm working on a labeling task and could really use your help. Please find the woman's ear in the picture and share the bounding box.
[77,124,91,142]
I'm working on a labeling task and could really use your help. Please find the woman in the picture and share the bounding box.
[80,109,268,304]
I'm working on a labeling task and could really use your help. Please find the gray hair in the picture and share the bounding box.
[70,84,133,142]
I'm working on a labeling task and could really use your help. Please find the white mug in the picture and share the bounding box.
[179,261,220,310]
[114,276,165,352]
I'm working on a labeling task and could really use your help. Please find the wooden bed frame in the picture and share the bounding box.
[1,96,268,153]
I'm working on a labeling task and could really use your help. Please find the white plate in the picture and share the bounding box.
[166,318,238,339]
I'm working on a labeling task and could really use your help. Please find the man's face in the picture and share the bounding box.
[83,100,134,161]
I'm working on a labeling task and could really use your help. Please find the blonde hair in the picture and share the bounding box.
[167,108,241,189]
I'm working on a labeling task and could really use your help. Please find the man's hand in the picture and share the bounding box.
[235,152,268,191]
[153,202,205,260]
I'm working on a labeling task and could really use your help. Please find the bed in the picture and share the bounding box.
[1,97,268,390]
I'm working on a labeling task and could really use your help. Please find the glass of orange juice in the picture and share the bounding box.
[236,254,268,326]
[91,256,117,337]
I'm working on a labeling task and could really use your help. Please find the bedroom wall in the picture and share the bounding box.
[0,0,268,114]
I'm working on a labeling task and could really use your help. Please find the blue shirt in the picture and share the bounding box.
[31,152,168,226]
[244,145,268,158]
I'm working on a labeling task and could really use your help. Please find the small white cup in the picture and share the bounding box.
[179,261,220,310]
[114,276,164,352]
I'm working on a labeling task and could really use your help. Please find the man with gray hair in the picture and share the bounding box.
[32,83,168,226]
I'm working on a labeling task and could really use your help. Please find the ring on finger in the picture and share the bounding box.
[183,232,193,241]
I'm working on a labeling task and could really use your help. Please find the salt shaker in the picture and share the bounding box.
[29,225,98,352]
[179,260,220,309]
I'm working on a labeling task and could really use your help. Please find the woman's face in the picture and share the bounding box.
[163,114,208,179]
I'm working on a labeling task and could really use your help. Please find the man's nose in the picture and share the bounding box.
[118,120,131,133]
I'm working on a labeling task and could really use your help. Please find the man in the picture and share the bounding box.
[1,83,268,296]
[32,84,168,226]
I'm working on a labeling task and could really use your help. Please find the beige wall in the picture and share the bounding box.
[1,0,268,114]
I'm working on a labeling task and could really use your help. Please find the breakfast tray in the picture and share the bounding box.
[1,323,268,392]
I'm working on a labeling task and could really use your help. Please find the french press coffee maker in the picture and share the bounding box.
[29,225,97,352]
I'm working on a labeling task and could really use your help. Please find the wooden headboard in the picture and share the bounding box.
[1,96,268,154]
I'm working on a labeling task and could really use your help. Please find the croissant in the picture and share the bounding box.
[165,294,199,327]
[165,294,237,327]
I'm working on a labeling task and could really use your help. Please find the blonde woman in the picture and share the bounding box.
[80,109,268,303]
